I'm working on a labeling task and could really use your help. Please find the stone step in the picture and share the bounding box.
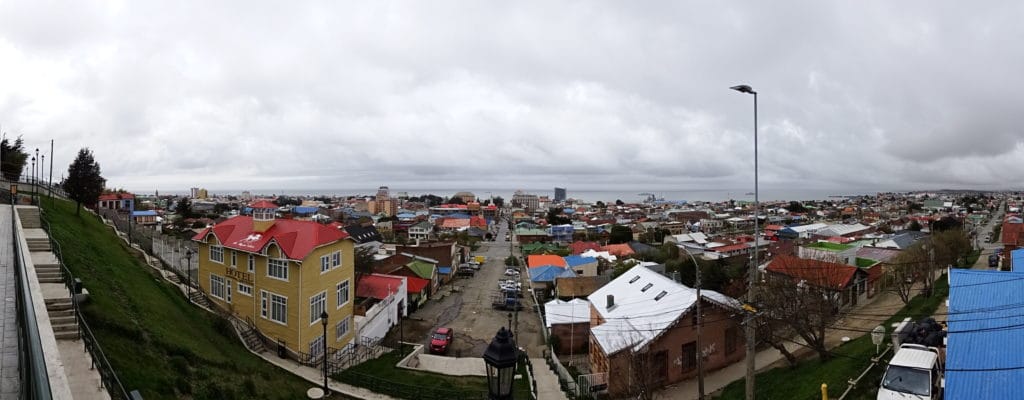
[54,331,80,341]
[52,323,77,333]
[37,271,61,279]
[48,308,74,319]
[50,315,76,326]
[39,276,63,284]
[45,298,73,310]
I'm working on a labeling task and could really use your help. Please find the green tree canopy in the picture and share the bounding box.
[609,224,633,244]
[63,148,105,215]
[0,135,29,181]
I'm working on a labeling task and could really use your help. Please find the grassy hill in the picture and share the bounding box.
[41,198,313,399]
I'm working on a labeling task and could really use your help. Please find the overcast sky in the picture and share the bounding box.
[1,1,1022,195]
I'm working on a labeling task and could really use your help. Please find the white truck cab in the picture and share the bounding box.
[877,343,944,400]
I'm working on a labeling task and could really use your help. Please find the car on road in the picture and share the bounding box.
[429,327,454,355]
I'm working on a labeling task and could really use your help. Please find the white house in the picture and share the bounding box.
[354,274,409,342]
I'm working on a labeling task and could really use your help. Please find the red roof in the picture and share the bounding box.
[710,243,748,253]
[766,255,858,290]
[570,241,601,255]
[406,276,430,293]
[1002,221,1024,246]
[98,193,134,201]
[764,225,785,231]
[356,274,404,300]
[602,243,635,257]
[192,216,350,261]
[250,200,278,209]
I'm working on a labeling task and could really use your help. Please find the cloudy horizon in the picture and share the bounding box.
[2,1,1023,195]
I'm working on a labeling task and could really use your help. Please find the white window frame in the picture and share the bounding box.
[320,255,330,274]
[230,250,237,268]
[336,280,350,309]
[238,283,253,297]
[261,290,288,325]
[210,274,226,300]
[310,291,326,326]
[247,254,255,272]
[268,258,289,281]
[335,316,351,341]
[226,279,232,303]
[331,251,341,269]
[210,245,224,264]
[310,335,325,358]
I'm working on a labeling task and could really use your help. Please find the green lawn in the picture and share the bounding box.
[42,198,315,400]
[855,258,878,268]
[717,275,950,399]
[336,346,533,399]
[805,242,854,251]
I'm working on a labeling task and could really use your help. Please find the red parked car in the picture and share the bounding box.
[430,327,454,354]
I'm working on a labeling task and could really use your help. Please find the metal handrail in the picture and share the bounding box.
[39,209,131,400]
[11,200,54,398]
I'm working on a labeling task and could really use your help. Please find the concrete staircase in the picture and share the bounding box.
[46,298,80,340]
[189,290,212,309]
[18,206,42,228]
[240,326,266,353]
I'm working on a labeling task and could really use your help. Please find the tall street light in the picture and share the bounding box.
[185,248,194,302]
[320,311,330,396]
[730,83,758,400]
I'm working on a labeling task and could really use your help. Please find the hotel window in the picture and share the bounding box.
[332,251,341,268]
[238,283,253,297]
[310,292,326,325]
[336,280,350,308]
[261,291,287,325]
[247,254,255,272]
[335,316,351,340]
[268,259,289,281]
[320,255,330,274]
[310,335,324,358]
[210,274,226,300]
[230,251,237,268]
[210,245,224,263]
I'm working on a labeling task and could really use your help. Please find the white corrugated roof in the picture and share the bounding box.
[587,265,740,355]
[544,299,592,327]
[788,223,829,233]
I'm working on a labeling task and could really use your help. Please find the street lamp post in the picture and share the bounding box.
[483,326,517,400]
[30,155,35,202]
[730,84,758,400]
[34,148,39,202]
[320,311,329,396]
[185,248,194,301]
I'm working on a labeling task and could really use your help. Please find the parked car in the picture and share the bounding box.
[430,327,454,355]
[877,344,944,400]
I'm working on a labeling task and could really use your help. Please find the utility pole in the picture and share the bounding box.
[928,244,935,296]
[695,254,705,400]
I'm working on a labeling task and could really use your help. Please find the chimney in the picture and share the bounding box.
[606,294,615,309]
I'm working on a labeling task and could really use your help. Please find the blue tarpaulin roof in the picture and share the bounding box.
[529,266,566,282]
[437,266,452,275]
[945,269,1024,399]
[1012,249,1024,272]
[131,210,158,217]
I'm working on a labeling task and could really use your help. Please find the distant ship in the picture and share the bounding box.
[745,192,755,196]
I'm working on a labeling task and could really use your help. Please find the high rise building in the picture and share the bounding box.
[554,187,567,202]
[369,186,397,216]
[511,190,540,210]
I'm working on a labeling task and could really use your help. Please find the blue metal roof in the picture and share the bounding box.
[563,255,598,268]
[437,267,452,275]
[1012,249,1024,272]
[131,210,158,217]
[292,206,318,215]
[946,269,1024,399]
[529,266,566,282]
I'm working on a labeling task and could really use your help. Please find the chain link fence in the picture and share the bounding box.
[98,209,197,285]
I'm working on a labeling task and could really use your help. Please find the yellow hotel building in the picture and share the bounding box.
[192,200,356,358]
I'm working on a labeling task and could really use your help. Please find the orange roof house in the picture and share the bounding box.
[528,254,567,269]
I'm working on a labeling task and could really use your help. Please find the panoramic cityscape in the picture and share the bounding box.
[3,2,1024,400]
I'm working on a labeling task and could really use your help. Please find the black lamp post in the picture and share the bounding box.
[30,155,35,202]
[320,310,329,396]
[730,83,758,400]
[185,248,193,301]
[483,326,517,400]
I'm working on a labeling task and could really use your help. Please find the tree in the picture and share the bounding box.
[786,201,807,213]
[492,196,504,207]
[175,197,193,219]
[546,207,571,225]
[608,224,633,244]
[615,199,624,206]
[354,245,377,277]
[757,265,846,361]
[908,220,923,231]
[0,135,29,181]
[63,148,105,215]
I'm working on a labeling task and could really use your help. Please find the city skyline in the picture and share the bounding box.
[2,2,1024,193]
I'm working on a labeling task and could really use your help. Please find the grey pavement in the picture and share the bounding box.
[411,353,486,376]
[531,358,569,400]
[0,205,19,399]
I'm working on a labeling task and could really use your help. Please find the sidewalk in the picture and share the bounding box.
[659,289,912,399]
